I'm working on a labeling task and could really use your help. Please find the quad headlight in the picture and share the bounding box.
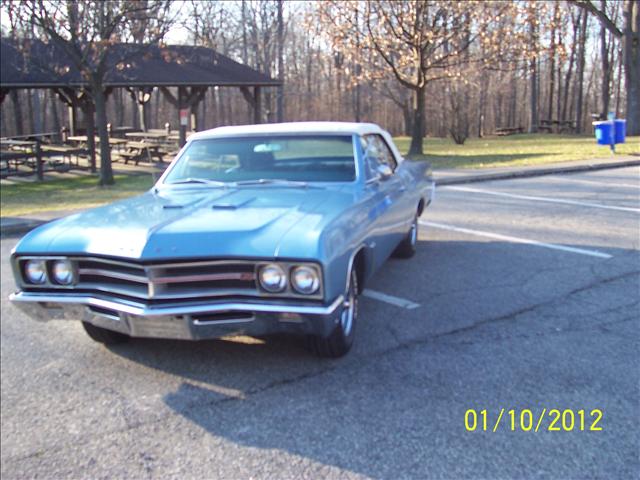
[291,266,320,294]
[258,264,287,293]
[25,260,47,284]
[258,263,321,295]
[52,260,74,285]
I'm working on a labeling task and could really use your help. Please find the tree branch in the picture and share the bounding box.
[568,0,622,37]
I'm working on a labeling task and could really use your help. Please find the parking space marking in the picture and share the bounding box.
[443,186,640,213]
[420,221,613,259]
[363,289,421,309]
[548,176,640,189]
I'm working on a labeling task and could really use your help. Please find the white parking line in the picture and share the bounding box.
[444,186,640,213]
[548,176,640,189]
[363,289,421,309]
[420,221,613,259]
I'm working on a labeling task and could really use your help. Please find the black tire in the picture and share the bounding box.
[393,214,418,258]
[308,268,358,358]
[82,321,129,345]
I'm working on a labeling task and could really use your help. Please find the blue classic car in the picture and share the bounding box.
[10,122,434,357]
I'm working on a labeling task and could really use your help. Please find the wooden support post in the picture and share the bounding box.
[68,104,77,136]
[190,104,198,132]
[178,87,187,147]
[126,87,153,132]
[253,87,261,124]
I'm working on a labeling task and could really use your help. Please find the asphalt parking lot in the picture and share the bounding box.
[1,166,639,479]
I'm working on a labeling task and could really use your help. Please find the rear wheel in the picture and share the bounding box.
[82,322,129,345]
[393,214,418,258]
[308,268,358,358]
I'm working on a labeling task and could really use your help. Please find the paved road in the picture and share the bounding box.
[1,167,639,479]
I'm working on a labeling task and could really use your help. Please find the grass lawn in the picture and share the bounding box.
[1,174,154,217]
[1,133,637,218]
[394,133,639,169]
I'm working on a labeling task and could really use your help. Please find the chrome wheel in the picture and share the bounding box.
[410,218,418,247]
[308,268,358,358]
[341,288,356,336]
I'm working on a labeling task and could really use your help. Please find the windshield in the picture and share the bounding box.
[164,135,356,185]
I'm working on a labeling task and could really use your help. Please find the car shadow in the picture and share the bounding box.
[100,235,640,476]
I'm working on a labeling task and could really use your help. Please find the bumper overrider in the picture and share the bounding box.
[9,292,345,340]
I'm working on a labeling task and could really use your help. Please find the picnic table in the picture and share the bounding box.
[41,145,88,168]
[1,139,36,151]
[67,135,128,146]
[539,119,576,133]
[495,126,524,136]
[107,125,137,138]
[119,141,164,165]
[67,136,128,156]
[125,131,169,144]
[1,144,89,178]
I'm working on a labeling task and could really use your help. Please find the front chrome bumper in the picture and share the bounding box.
[9,292,344,340]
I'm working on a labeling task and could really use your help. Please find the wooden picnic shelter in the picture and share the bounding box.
[0,38,281,151]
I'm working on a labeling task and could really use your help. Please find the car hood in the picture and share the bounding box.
[14,185,355,260]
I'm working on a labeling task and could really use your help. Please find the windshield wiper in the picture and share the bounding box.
[166,178,227,186]
[234,179,309,187]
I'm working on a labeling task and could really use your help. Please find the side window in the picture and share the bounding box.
[362,134,398,179]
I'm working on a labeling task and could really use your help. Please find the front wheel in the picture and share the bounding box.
[308,269,358,358]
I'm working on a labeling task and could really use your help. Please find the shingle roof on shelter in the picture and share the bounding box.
[0,38,280,88]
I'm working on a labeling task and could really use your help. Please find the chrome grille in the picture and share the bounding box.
[75,258,258,300]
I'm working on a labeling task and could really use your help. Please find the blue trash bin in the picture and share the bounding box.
[593,121,613,146]
[614,119,626,144]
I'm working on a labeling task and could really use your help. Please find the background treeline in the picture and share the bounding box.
[0,1,635,146]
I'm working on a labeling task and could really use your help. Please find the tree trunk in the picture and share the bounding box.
[93,82,113,185]
[402,99,413,136]
[408,86,425,156]
[509,64,518,127]
[600,0,611,118]
[562,12,580,122]
[623,0,640,135]
[529,58,538,133]
[115,89,124,126]
[276,0,284,123]
[50,90,61,137]
[614,45,623,117]
[548,2,559,120]
[575,11,588,133]
[528,12,539,133]
[27,90,35,134]
[10,90,24,136]
[32,90,42,134]
[84,100,97,174]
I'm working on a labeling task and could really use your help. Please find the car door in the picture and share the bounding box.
[361,134,411,270]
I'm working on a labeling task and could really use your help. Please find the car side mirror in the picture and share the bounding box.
[376,164,393,180]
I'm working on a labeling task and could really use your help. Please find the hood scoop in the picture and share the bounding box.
[211,197,255,210]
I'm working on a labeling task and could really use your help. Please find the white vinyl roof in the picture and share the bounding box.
[190,122,386,139]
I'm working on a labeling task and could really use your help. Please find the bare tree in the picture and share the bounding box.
[575,9,589,133]
[5,0,175,185]
[571,0,640,135]
[320,1,519,156]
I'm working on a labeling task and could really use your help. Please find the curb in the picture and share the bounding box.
[435,159,640,186]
